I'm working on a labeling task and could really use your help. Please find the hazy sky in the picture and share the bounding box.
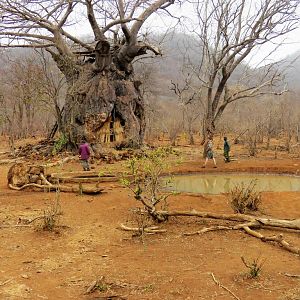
[158,1,300,67]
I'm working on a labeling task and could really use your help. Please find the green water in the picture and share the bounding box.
[166,173,300,194]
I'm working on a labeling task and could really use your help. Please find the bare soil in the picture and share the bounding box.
[0,138,299,300]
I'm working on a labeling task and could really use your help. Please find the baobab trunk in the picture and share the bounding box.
[54,42,146,150]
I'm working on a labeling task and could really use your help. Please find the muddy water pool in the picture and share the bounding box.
[166,173,300,194]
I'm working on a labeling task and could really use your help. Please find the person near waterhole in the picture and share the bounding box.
[202,138,217,168]
[223,136,231,163]
[78,139,91,171]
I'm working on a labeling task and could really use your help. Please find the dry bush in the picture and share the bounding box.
[34,190,62,231]
[130,208,152,241]
[229,180,261,214]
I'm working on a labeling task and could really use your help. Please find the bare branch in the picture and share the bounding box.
[117,0,131,42]
[57,1,75,29]
[187,0,300,140]
[130,0,173,43]
[85,0,104,40]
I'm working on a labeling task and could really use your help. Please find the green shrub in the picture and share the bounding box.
[121,147,178,222]
[241,256,265,278]
[52,134,68,155]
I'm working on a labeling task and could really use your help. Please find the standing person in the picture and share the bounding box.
[79,139,91,171]
[223,136,230,163]
[202,138,217,168]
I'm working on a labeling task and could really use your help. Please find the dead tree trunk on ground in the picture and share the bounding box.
[139,209,300,255]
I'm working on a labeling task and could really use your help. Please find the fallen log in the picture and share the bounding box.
[50,170,116,184]
[183,222,257,236]
[0,158,24,165]
[242,226,300,255]
[8,183,103,195]
[51,176,118,184]
[145,209,300,255]
[7,162,104,194]
[50,171,100,178]
[42,156,76,168]
[157,210,300,231]
[49,171,132,184]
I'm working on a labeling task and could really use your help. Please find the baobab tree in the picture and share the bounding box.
[0,0,176,149]
[188,0,300,145]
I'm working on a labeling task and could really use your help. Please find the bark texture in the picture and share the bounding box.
[58,50,145,149]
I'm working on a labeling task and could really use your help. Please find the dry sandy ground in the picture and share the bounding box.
[0,141,299,300]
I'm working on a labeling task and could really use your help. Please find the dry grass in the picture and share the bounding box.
[34,190,62,231]
[229,180,261,214]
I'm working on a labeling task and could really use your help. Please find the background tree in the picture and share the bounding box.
[171,74,204,145]
[188,0,299,146]
[0,51,65,139]
[34,50,66,137]
[0,0,176,149]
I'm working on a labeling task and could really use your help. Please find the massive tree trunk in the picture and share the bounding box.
[52,42,146,150]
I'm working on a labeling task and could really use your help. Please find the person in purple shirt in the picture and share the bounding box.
[78,139,91,171]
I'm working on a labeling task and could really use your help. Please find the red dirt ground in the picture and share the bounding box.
[0,138,299,300]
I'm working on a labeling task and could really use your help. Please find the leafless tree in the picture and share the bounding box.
[134,59,160,141]
[187,0,299,146]
[0,0,177,149]
[0,51,65,138]
[5,56,46,137]
[160,102,182,146]
[34,50,66,136]
[170,75,203,145]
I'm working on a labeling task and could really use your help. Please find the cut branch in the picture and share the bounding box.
[119,223,166,234]
[211,272,240,300]
[242,226,300,255]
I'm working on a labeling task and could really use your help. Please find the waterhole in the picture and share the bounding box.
[166,173,300,194]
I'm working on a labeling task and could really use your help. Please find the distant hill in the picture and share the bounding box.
[2,32,300,98]
[279,51,300,90]
[134,32,270,102]
[134,32,300,103]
